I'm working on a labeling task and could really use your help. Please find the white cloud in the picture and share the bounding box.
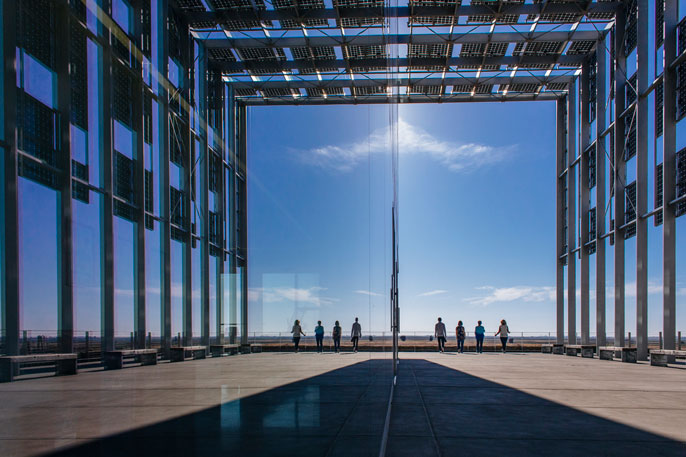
[295,119,515,173]
[249,286,338,307]
[418,289,448,297]
[355,290,383,297]
[465,286,556,306]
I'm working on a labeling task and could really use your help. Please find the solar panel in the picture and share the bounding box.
[655,162,663,226]
[545,82,568,91]
[656,80,664,137]
[335,0,384,27]
[306,87,345,96]
[353,86,387,95]
[528,0,584,24]
[210,0,271,30]
[409,0,460,26]
[234,88,258,96]
[209,48,236,62]
[452,84,492,94]
[567,41,595,55]
[468,0,523,24]
[408,85,443,95]
[275,0,329,29]
[677,148,686,217]
[503,83,540,93]
[261,88,298,97]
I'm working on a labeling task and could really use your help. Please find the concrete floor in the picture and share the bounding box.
[0,352,684,456]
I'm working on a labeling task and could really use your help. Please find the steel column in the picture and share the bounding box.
[198,44,211,347]
[556,98,566,345]
[567,83,577,346]
[595,40,607,348]
[1,0,19,355]
[101,0,115,353]
[613,4,627,348]
[580,60,591,345]
[181,17,193,347]
[662,0,677,352]
[635,0,649,360]
[238,104,248,346]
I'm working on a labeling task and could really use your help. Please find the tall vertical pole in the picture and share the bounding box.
[663,0,677,352]
[580,61,591,345]
[156,0,172,354]
[101,0,115,353]
[635,0,649,361]
[238,104,248,345]
[567,83,577,346]
[614,5,627,348]
[595,40,607,348]
[180,17,193,347]
[1,0,20,355]
[556,98,566,344]
[133,1,147,350]
[199,46,210,347]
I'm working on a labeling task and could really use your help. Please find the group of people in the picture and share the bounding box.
[291,317,362,353]
[290,317,511,353]
[437,318,510,353]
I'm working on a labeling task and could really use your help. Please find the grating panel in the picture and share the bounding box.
[656,80,664,137]
[655,162,663,226]
[656,0,665,48]
[678,63,686,120]
[588,145,596,189]
[624,0,638,55]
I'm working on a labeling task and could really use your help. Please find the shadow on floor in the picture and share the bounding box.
[49,359,392,457]
[47,358,685,457]
[388,359,686,457]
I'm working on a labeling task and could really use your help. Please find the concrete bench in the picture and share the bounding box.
[169,346,207,362]
[210,344,240,357]
[0,353,77,382]
[104,349,158,370]
[541,343,564,354]
[240,343,262,354]
[565,345,596,358]
[599,346,637,363]
[650,349,686,367]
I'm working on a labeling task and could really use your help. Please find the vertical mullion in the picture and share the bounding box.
[662,0,677,352]
[567,83,577,346]
[556,98,566,345]
[614,5,627,348]
[238,103,248,346]
[56,0,75,354]
[133,2,146,350]
[180,17,192,347]
[199,45,210,347]
[635,0,649,360]
[2,0,19,355]
[101,0,115,353]
[580,61,591,345]
[595,40,607,348]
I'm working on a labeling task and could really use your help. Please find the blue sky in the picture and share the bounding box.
[247,101,686,337]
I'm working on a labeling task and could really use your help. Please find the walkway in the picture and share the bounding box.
[0,352,684,456]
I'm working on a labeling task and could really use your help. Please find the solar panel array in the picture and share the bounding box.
[172,0,619,104]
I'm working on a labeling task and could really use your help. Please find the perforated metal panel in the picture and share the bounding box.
[655,162,663,226]
[624,0,638,55]
[656,0,665,48]
[588,146,596,189]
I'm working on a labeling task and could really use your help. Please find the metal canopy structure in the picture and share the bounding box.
[1,0,685,367]
[176,0,620,105]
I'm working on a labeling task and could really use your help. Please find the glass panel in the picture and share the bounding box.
[20,51,56,109]
[114,218,135,348]
[146,222,162,346]
[171,240,183,343]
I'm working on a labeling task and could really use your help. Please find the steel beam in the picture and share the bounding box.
[595,37,607,348]
[556,98,566,345]
[567,82,577,346]
[1,0,19,355]
[202,31,606,50]
[226,75,576,90]
[662,0,677,352]
[239,92,562,105]
[613,3,626,348]
[182,4,620,24]
[579,60,590,345]
[634,0,649,361]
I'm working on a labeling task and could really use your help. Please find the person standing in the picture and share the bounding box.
[314,320,325,353]
[332,320,342,353]
[351,317,362,353]
[291,320,306,353]
[435,317,447,352]
[455,320,466,353]
[475,320,485,353]
[495,319,510,353]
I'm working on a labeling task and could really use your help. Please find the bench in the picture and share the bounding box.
[541,343,564,354]
[565,345,596,358]
[0,354,77,382]
[104,349,158,370]
[210,344,240,357]
[650,349,686,367]
[169,346,207,362]
[599,346,637,363]
[240,343,263,354]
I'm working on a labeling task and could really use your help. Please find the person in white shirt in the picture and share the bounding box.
[435,317,447,352]
[291,320,306,353]
[495,319,510,353]
[351,317,362,352]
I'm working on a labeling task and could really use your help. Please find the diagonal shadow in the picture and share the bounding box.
[44,358,685,457]
[47,359,393,457]
[388,359,686,457]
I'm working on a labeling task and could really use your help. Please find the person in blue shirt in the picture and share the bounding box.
[314,321,325,353]
[475,321,486,353]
